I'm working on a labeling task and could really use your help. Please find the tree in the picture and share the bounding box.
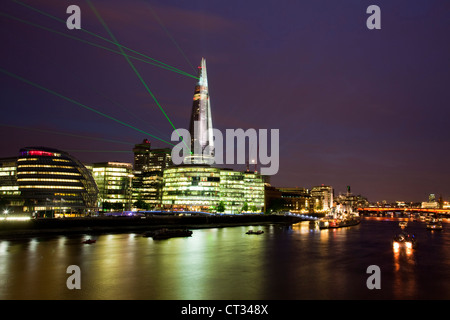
[266,198,286,213]
[134,199,149,210]
[102,202,112,212]
[217,201,225,213]
[250,205,258,213]
[241,202,248,213]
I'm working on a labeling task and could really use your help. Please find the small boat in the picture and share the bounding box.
[246,230,264,235]
[151,228,193,240]
[82,239,96,244]
[426,219,443,231]
[393,232,416,250]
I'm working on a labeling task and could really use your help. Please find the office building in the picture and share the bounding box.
[16,147,98,217]
[0,157,22,213]
[311,185,333,211]
[92,162,133,211]
[133,139,152,172]
[162,165,264,213]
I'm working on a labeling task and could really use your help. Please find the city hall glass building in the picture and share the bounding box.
[17,147,98,216]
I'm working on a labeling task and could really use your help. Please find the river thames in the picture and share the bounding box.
[1,217,449,300]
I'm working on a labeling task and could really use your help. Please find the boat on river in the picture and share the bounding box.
[148,228,193,240]
[426,218,443,231]
[246,229,264,235]
[399,221,408,229]
[82,239,96,244]
[318,214,360,229]
[393,231,416,249]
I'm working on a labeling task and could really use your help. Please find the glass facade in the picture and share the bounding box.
[187,58,214,164]
[132,143,172,210]
[162,165,264,213]
[0,157,22,213]
[16,147,98,217]
[311,185,333,212]
[92,162,133,211]
[132,171,164,210]
[133,139,151,172]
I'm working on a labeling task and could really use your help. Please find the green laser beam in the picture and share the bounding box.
[0,124,135,146]
[70,72,169,139]
[144,1,196,73]
[0,68,176,147]
[12,0,197,79]
[0,12,197,80]
[86,0,191,153]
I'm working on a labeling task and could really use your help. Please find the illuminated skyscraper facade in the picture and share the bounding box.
[132,142,172,210]
[133,139,151,172]
[187,57,214,164]
[161,58,265,213]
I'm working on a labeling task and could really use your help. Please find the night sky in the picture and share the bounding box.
[1,0,449,202]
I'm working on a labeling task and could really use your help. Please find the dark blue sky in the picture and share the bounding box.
[1,0,449,202]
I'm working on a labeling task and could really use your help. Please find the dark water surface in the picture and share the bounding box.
[1,218,449,299]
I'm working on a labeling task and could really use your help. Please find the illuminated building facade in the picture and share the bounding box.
[279,187,311,212]
[311,185,333,211]
[16,147,98,217]
[92,162,133,211]
[187,57,214,164]
[133,139,151,172]
[132,141,172,209]
[162,166,264,213]
[0,157,22,213]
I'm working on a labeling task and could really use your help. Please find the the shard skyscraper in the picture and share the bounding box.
[187,57,215,164]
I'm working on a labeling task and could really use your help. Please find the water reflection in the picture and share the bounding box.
[392,244,417,299]
[0,220,449,299]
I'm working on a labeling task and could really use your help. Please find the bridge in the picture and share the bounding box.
[357,207,450,216]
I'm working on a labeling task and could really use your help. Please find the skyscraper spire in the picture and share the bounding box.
[188,57,214,164]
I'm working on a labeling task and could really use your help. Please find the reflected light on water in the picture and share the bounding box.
[1,219,450,299]
[392,238,417,299]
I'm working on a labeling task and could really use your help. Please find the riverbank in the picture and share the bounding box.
[0,214,305,239]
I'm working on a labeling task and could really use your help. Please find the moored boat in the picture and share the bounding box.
[318,215,360,229]
[151,228,193,240]
[399,221,408,228]
[82,239,96,244]
[246,229,264,235]
[426,219,443,231]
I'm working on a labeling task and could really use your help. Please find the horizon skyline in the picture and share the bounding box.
[0,140,444,204]
[1,0,449,203]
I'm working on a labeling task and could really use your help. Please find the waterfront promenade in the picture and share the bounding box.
[0,214,306,239]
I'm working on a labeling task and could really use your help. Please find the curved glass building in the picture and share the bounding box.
[17,147,98,217]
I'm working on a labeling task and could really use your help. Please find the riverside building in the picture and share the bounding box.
[132,140,172,210]
[92,162,133,212]
[16,147,98,217]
